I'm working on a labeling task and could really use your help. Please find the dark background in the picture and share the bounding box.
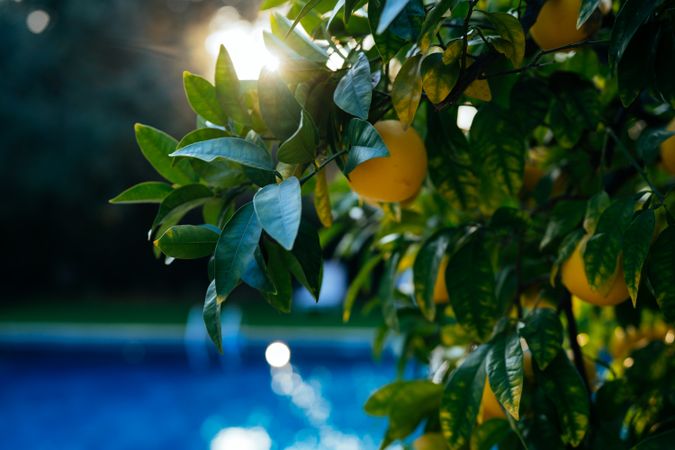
[0,0,261,303]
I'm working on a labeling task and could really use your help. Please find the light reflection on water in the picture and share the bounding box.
[210,343,395,450]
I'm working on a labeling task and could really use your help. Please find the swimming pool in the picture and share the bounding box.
[0,333,407,450]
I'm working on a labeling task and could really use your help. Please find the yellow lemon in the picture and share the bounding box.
[481,380,506,420]
[561,235,629,306]
[348,120,428,202]
[530,0,595,51]
[433,258,449,304]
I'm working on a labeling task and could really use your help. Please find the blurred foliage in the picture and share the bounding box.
[0,0,243,299]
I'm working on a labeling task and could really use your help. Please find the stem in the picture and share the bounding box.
[299,149,349,185]
[460,0,478,74]
[479,40,609,79]
[561,291,592,394]
[606,128,665,203]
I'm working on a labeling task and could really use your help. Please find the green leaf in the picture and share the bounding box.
[418,0,459,45]
[170,137,274,171]
[551,229,585,285]
[203,281,222,353]
[215,45,250,125]
[287,0,323,37]
[486,332,523,419]
[365,380,439,415]
[421,52,459,104]
[617,24,659,107]
[343,253,383,322]
[637,127,675,164]
[442,38,464,64]
[391,54,423,126]
[270,12,328,63]
[344,0,361,22]
[609,0,657,69]
[509,77,552,134]
[426,108,480,210]
[134,124,196,185]
[583,198,635,291]
[368,0,408,60]
[376,0,410,34]
[520,308,563,370]
[470,419,513,450]
[152,184,213,230]
[647,226,675,321]
[623,209,655,306]
[109,182,173,204]
[471,104,526,197]
[387,381,444,440]
[440,345,490,449]
[379,251,401,331]
[633,429,675,450]
[262,240,293,313]
[413,230,453,321]
[540,200,587,250]
[577,0,600,29]
[344,118,389,174]
[446,233,499,341]
[241,246,276,293]
[314,169,333,228]
[583,191,610,234]
[154,225,219,259]
[538,352,590,446]
[260,0,286,9]
[183,71,227,126]
[177,128,230,149]
[258,69,303,141]
[253,177,302,250]
[289,219,323,300]
[548,73,601,148]
[480,12,525,67]
[333,52,372,120]
[277,110,319,164]
[214,203,263,298]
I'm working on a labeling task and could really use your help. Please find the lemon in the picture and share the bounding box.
[433,258,449,304]
[530,0,595,51]
[561,235,629,306]
[348,120,428,203]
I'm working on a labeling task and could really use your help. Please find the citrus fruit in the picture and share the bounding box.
[433,258,449,304]
[659,118,675,174]
[348,120,428,203]
[530,0,598,51]
[481,380,505,420]
[561,235,629,306]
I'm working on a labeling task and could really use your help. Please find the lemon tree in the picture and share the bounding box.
[112,0,675,448]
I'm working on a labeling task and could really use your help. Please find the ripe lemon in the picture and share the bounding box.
[530,0,597,51]
[481,380,505,420]
[433,258,449,304]
[660,118,675,174]
[348,120,428,203]
[561,235,629,306]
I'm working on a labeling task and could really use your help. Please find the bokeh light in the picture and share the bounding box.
[210,426,271,450]
[26,10,50,34]
[457,105,478,131]
[265,341,291,367]
[203,6,277,80]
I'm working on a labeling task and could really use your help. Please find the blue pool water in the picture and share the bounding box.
[0,340,406,450]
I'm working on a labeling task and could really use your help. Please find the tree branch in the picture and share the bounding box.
[435,0,546,111]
